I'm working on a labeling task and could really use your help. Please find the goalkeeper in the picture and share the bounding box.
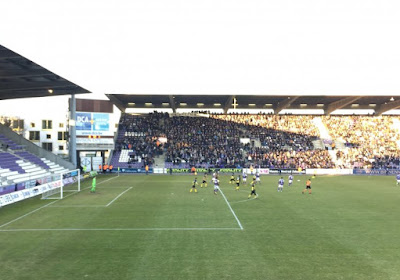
[90,176,97,193]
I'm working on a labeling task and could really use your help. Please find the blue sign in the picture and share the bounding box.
[76,112,92,131]
[93,113,109,131]
[75,112,111,136]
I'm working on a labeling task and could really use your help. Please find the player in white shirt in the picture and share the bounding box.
[278,177,284,192]
[288,174,293,186]
[255,170,260,184]
[242,171,247,184]
[213,178,220,195]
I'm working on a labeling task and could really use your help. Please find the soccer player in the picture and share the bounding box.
[190,178,198,193]
[229,173,235,184]
[90,176,96,193]
[396,173,400,185]
[213,178,220,195]
[242,171,247,184]
[248,179,258,199]
[302,178,312,194]
[235,175,240,191]
[278,177,284,192]
[288,174,293,186]
[255,170,260,184]
[201,174,208,188]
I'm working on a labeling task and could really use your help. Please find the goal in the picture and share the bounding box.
[41,169,81,200]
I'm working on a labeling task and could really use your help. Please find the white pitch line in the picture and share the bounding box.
[230,197,258,204]
[219,188,244,230]
[0,175,119,228]
[48,205,106,208]
[0,227,241,232]
[105,187,132,207]
[0,200,58,229]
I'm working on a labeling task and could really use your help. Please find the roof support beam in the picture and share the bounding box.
[223,95,235,113]
[0,81,77,92]
[0,70,54,79]
[374,99,400,115]
[274,96,300,114]
[169,95,176,113]
[325,96,362,115]
[0,49,20,60]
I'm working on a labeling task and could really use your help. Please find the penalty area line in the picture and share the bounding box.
[105,187,132,207]
[230,197,258,204]
[219,188,244,230]
[0,175,120,229]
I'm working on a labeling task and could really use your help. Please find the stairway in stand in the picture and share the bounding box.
[153,154,166,168]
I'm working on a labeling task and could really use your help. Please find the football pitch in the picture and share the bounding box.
[1,174,400,280]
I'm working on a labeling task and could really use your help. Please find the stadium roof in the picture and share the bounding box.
[106,94,400,115]
[0,44,90,100]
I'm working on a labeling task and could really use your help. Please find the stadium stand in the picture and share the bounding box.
[109,112,400,171]
[110,112,335,169]
[0,133,70,195]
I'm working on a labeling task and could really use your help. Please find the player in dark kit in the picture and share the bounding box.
[201,174,208,188]
[230,173,235,184]
[190,178,198,193]
[235,175,240,191]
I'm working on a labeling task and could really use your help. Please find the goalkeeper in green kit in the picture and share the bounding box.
[90,176,96,193]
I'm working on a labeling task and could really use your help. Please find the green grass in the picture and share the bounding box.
[1,174,400,280]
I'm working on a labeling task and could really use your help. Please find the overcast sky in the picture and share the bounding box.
[1,0,400,117]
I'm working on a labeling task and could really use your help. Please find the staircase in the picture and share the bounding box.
[312,139,324,150]
[153,154,166,168]
[333,140,346,150]
[252,139,262,148]
[312,117,331,141]
[328,149,338,163]
[392,118,400,149]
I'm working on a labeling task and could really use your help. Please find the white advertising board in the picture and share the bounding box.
[0,181,62,207]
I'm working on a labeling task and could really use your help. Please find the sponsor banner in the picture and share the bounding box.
[307,169,353,175]
[119,168,153,174]
[171,168,190,173]
[76,138,114,151]
[171,168,243,174]
[352,169,399,175]
[269,169,306,175]
[153,168,166,174]
[76,112,113,136]
[0,180,62,207]
[243,168,269,174]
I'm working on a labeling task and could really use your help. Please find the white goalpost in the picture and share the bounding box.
[41,169,81,200]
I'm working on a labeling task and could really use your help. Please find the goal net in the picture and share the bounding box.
[41,169,81,200]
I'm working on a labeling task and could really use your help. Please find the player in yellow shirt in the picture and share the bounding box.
[248,179,258,199]
[201,174,208,188]
[235,175,240,191]
[229,173,235,184]
[190,178,198,193]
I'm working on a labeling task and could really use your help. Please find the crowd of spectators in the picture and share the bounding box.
[110,113,400,170]
[113,112,332,169]
[323,116,400,169]
[212,114,320,137]
[114,113,167,167]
